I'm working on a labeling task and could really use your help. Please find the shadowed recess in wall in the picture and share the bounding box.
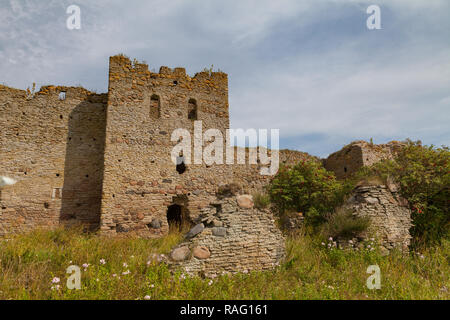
[60,94,107,231]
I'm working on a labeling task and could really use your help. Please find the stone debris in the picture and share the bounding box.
[170,246,191,261]
[169,194,285,277]
[185,223,204,239]
[192,246,210,259]
[236,195,254,209]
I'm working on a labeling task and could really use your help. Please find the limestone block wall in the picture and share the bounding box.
[99,55,234,237]
[170,196,286,277]
[0,85,107,235]
[323,140,404,179]
[345,185,412,251]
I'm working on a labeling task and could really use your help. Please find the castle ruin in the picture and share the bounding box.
[0,55,306,238]
[0,55,412,264]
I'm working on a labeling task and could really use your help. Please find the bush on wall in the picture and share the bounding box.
[268,160,352,227]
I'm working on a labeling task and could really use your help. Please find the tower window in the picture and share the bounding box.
[188,98,197,120]
[176,156,186,174]
[150,94,160,119]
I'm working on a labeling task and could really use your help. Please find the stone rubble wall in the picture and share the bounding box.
[345,185,412,251]
[323,140,405,179]
[231,147,315,195]
[169,195,286,277]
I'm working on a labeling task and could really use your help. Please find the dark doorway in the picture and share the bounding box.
[167,204,182,231]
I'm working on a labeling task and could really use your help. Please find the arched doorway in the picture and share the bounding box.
[166,195,193,232]
[167,204,182,232]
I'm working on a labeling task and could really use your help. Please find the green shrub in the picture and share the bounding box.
[321,209,371,240]
[268,160,351,226]
[357,140,449,247]
[253,192,270,209]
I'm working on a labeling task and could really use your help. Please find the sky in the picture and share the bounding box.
[1,0,449,157]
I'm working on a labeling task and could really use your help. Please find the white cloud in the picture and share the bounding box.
[0,0,448,156]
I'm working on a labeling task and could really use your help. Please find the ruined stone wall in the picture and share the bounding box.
[0,85,107,236]
[323,140,404,179]
[99,55,233,237]
[170,195,285,277]
[231,148,315,194]
[345,185,412,251]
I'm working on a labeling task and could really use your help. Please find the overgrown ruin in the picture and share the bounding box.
[0,55,306,238]
[0,55,412,274]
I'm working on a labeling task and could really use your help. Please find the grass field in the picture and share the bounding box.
[0,228,448,300]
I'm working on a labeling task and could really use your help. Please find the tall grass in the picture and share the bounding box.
[321,209,371,240]
[0,228,448,300]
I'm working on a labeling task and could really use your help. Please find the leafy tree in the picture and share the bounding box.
[268,160,350,226]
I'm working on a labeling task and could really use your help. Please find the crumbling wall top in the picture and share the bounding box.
[109,54,227,85]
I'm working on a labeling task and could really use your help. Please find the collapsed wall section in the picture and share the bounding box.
[323,140,405,179]
[169,195,286,277]
[345,185,412,251]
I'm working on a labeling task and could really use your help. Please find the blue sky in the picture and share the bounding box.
[1,0,449,157]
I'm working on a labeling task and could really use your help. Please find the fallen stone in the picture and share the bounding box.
[171,246,190,261]
[193,246,210,259]
[236,195,254,209]
[186,223,204,238]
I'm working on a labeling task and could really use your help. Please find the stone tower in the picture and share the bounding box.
[99,55,233,236]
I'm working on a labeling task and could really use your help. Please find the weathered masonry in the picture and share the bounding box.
[0,55,412,255]
[1,55,307,237]
[0,55,232,236]
[323,140,405,179]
